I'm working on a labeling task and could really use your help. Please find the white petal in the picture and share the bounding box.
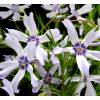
[7,29,28,42]
[45,28,62,42]
[0,60,18,69]
[46,11,57,18]
[50,77,61,85]
[71,76,81,82]
[82,28,100,47]
[77,4,92,15]
[36,64,47,78]
[12,12,20,21]
[0,4,12,8]
[53,46,74,54]
[0,10,13,19]
[76,16,86,21]
[49,65,57,76]
[89,75,100,83]
[36,46,48,65]
[23,12,38,36]
[86,50,100,61]
[0,63,18,77]
[60,35,68,47]
[39,34,49,43]
[90,42,100,47]
[27,65,38,87]
[62,19,79,45]
[32,79,44,93]
[25,42,37,61]
[11,69,25,93]
[76,55,90,77]
[5,34,23,56]
[75,82,85,96]
[69,4,76,14]
[1,79,14,96]
[42,4,53,10]
[79,24,84,36]
[85,81,96,96]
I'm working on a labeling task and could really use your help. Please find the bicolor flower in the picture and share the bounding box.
[42,4,68,19]
[32,59,61,95]
[0,35,39,93]
[0,4,31,21]
[0,77,14,96]
[7,12,62,65]
[71,73,100,96]
[53,19,100,76]
[67,4,93,21]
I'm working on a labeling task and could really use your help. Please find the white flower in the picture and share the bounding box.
[54,19,100,76]
[0,77,14,96]
[67,4,93,21]
[7,12,62,65]
[0,35,39,93]
[0,4,31,21]
[32,59,61,95]
[71,74,100,96]
[42,4,68,19]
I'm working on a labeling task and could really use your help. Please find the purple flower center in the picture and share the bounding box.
[18,56,29,69]
[27,35,40,46]
[44,73,52,84]
[73,42,87,55]
[11,4,19,13]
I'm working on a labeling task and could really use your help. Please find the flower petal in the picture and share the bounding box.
[11,69,25,93]
[5,34,23,56]
[25,42,37,61]
[75,82,85,96]
[60,35,68,47]
[86,50,100,61]
[46,11,57,18]
[79,24,84,36]
[7,28,28,42]
[12,12,20,21]
[0,62,18,77]
[27,65,38,87]
[50,77,61,85]
[62,19,79,45]
[42,4,53,11]
[35,62,47,78]
[76,55,90,77]
[89,75,100,83]
[46,28,62,42]
[23,12,38,36]
[90,42,100,47]
[36,46,48,65]
[82,28,100,47]
[32,79,44,93]
[71,76,81,82]
[77,4,92,15]
[53,46,74,54]
[1,79,14,96]
[0,60,18,69]
[85,81,96,96]
[0,4,12,8]
[0,10,13,19]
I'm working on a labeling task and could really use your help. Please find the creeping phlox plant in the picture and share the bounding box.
[0,4,100,96]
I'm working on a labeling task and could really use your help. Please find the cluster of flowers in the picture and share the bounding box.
[0,4,100,96]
